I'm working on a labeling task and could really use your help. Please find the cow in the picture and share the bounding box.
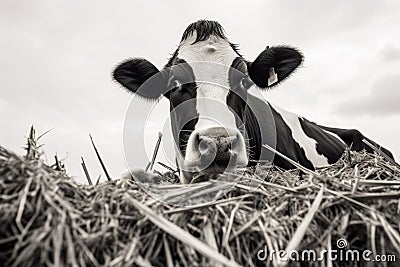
[113,20,394,183]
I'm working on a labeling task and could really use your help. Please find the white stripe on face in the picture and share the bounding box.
[176,34,247,165]
[178,34,239,132]
[270,104,330,167]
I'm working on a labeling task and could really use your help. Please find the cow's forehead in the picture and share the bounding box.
[177,33,239,67]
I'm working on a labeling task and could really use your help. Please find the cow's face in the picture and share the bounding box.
[113,20,303,183]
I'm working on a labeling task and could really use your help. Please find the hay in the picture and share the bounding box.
[0,144,400,266]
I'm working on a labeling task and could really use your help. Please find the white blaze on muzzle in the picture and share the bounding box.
[195,87,237,130]
[176,34,248,177]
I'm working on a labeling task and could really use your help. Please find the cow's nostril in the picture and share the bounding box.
[230,135,239,151]
[199,138,208,152]
[223,136,238,153]
[198,136,216,155]
[225,142,231,152]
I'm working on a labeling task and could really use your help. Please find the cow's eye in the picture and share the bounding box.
[240,77,253,89]
[171,79,182,90]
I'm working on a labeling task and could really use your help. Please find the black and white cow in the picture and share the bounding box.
[113,20,394,183]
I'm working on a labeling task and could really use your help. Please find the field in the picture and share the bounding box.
[0,129,399,266]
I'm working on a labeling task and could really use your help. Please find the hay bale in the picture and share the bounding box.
[0,145,399,266]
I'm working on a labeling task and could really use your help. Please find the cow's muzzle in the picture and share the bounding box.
[196,133,238,167]
[182,127,248,182]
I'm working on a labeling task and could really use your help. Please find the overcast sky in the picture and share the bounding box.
[1,0,399,183]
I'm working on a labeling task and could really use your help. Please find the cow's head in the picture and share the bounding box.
[113,20,303,183]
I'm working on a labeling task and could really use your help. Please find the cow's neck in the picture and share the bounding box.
[244,93,308,169]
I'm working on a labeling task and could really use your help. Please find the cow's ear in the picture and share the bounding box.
[247,46,303,89]
[113,58,165,99]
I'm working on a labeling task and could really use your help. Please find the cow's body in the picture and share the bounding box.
[113,20,395,183]
[245,93,393,170]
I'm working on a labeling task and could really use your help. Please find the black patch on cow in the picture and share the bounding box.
[227,57,249,119]
[165,58,199,158]
[320,126,394,159]
[241,95,277,167]
[227,57,257,161]
[269,105,315,170]
[298,118,346,164]
[175,118,198,158]
[228,57,249,87]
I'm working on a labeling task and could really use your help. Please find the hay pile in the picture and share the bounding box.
[0,144,400,267]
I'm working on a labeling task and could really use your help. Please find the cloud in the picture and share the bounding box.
[335,74,400,117]
[380,45,400,62]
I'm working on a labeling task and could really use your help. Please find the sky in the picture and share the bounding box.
[1,0,399,184]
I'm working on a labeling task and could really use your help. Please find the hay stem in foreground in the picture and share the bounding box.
[363,138,400,169]
[146,132,163,172]
[279,186,324,266]
[126,194,241,267]
[263,143,318,176]
[1,143,400,266]
[80,157,92,185]
[89,134,111,181]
